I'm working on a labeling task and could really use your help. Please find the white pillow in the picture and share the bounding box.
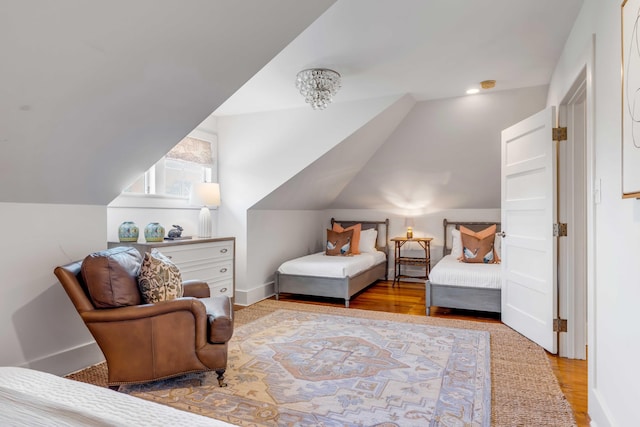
[494,232,502,258]
[451,228,462,258]
[359,228,378,253]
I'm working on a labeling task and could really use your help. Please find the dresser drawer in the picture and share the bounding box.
[210,280,233,298]
[158,241,233,265]
[178,259,233,284]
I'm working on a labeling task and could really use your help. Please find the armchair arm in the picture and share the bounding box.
[81,298,206,323]
[183,280,210,298]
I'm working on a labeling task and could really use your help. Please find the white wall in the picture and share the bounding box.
[245,210,324,305]
[547,0,640,425]
[0,203,107,375]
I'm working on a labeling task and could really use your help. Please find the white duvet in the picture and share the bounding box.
[277,251,386,278]
[429,255,502,289]
[0,367,235,426]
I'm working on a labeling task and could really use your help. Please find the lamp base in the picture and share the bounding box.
[197,207,212,238]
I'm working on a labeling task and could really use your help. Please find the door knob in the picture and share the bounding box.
[497,231,506,238]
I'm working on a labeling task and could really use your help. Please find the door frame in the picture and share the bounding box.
[558,71,588,359]
[556,36,595,364]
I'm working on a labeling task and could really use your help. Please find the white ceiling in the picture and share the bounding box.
[215,0,584,116]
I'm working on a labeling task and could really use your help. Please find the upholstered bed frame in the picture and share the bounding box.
[425,218,502,316]
[275,218,389,308]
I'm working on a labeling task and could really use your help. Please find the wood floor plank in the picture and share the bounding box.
[270,280,589,426]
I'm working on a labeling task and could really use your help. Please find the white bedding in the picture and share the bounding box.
[429,255,501,289]
[0,367,235,426]
[277,251,386,278]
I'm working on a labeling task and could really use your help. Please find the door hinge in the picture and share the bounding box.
[553,318,568,333]
[552,127,567,141]
[553,223,568,237]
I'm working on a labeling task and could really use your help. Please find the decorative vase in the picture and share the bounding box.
[144,222,165,242]
[118,221,139,242]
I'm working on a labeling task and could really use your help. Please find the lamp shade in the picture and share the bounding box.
[404,218,415,228]
[189,182,220,207]
[189,182,220,238]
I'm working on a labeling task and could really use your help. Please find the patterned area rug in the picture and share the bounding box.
[124,309,490,426]
[66,300,576,426]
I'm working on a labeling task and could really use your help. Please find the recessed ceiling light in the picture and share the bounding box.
[466,88,480,95]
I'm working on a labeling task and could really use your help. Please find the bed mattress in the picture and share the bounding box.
[277,251,386,278]
[0,367,235,426]
[429,255,501,289]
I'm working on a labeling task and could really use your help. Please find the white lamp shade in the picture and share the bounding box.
[189,182,220,238]
[189,182,220,207]
[404,218,415,228]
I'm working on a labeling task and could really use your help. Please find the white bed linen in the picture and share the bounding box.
[0,367,235,427]
[277,251,386,278]
[429,255,501,289]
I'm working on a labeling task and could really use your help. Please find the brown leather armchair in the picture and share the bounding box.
[54,247,233,389]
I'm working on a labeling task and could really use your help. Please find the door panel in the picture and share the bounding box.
[501,106,557,353]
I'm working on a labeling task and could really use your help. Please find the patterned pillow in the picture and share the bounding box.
[137,249,184,303]
[459,225,498,264]
[326,228,354,256]
[332,222,362,254]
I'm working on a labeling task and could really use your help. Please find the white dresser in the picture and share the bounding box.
[108,237,235,300]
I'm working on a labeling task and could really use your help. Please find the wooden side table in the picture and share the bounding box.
[390,237,432,286]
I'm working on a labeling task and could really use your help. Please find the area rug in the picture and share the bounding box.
[66,300,576,427]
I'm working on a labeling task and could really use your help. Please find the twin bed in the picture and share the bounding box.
[275,218,389,308]
[274,217,501,316]
[426,219,502,315]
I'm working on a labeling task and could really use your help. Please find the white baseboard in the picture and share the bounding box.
[588,388,615,427]
[22,341,104,376]
[234,281,275,306]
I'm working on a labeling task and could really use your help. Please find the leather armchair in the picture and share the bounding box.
[54,247,233,389]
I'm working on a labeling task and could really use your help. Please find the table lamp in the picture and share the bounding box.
[189,182,220,238]
[405,218,415,239]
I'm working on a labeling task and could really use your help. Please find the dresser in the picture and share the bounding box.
[108,237,235,300]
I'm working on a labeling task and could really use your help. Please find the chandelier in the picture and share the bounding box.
[295,68,341,110]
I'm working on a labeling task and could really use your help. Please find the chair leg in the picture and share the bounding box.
[108,384,120,391]
[215,369,227,387]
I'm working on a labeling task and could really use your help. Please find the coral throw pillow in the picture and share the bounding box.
[326,228,354,256]
[137,249,184,303]
[459,225,498,264]
[332,222,362,254]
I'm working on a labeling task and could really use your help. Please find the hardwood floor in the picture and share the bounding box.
[269,280,589,426]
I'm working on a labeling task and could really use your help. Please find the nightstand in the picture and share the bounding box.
[390,237,432,286]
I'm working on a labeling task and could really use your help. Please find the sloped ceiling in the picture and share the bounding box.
[251,95,416,210]
[0,0,334,205]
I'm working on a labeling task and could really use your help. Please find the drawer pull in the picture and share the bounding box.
[220,288,227,293]
[220,248,228,254]
[220,268,228,273]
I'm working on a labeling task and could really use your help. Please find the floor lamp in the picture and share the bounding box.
[189,182,220,238]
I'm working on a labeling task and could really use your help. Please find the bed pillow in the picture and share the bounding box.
[359,228,378,253]
[459,224,498,264]
[494,233,502,263]
[332,222,362,254]
[451,228,463,258]
[137,249,184,303]
[326,228,354,256]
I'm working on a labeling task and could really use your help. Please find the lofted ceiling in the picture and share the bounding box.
[215,0,584,116]
[0,0,334,205]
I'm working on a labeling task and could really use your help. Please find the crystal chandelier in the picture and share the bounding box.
[295,68,341,110]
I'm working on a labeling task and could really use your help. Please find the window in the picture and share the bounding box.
[123,136,217,198]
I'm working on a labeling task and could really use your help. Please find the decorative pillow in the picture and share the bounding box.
[332,222,362,254]
[326,228,354,256]
[451,228,463,258]
[359,228,378,253]
[459,225,498,264]
[137,249,184,303]
[81,247,143,308]
[494,233,502,263]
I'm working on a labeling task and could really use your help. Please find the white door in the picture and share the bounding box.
[501,106,557,354]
